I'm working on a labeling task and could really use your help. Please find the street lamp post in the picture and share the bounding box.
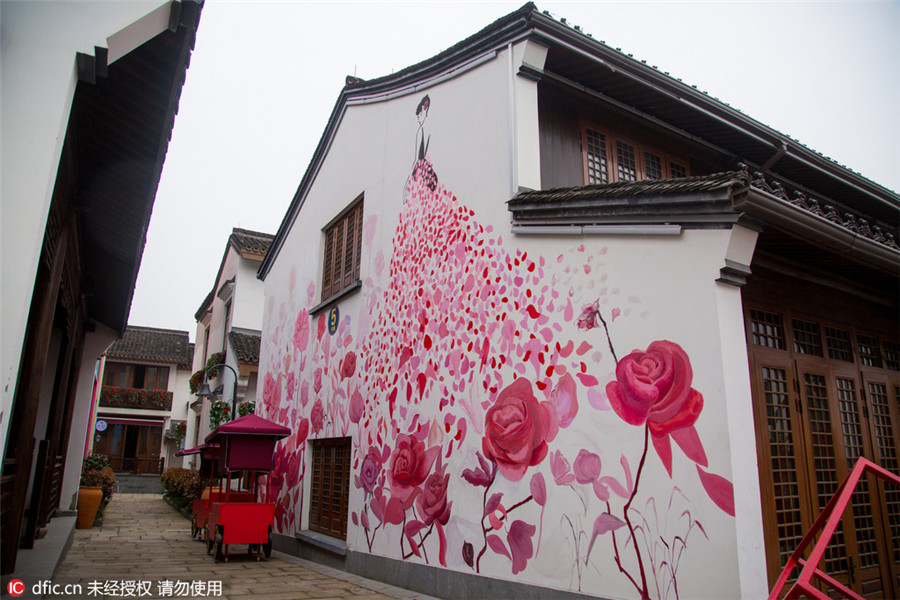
[195,363,239,423]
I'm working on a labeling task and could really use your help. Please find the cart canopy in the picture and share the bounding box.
[205,414,290,473]
[175,442,219,457]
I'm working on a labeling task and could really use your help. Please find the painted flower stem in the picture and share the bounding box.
[595,310,618,364]
[613,423,651,599]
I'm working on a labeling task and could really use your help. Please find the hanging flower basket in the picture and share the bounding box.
[189,370,204,394]
[209,400,231,430]
[205,352,225,377]
[171,420,186,440]
[237,401,256,417]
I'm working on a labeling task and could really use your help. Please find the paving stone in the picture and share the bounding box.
[53,494,438,599]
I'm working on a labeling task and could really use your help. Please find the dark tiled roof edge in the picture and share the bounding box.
[107,326,192,365]
[509,171,748,204]
[228,330,261,364]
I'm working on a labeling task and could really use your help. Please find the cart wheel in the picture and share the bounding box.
[263,527,272,559]
[214,526,225,562]
[191,517,198,539]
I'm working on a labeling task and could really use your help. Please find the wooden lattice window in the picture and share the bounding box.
[321,197,363,301]
[615,140,638,182]
[884,341,900,371]
[858,334,883,368]
[643,151,663,180]
[751,309,785,350]
[803,373,849,573]
[582,126,689,184]
[762,366,805,569]
[309,437,350,539]
[791,318,823,357]
[585,129,609,184]
[669,161,688,178]
[825,326,854,362]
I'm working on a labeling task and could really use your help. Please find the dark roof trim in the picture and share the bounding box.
[526,11,899,210]
[508,172,749,228]
[736,188,900,275]
[258,3,538,280]
[193,289,214,322]
[195,227,273,321]
[259,2,898,279]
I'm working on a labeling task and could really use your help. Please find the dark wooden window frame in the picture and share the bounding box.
[309,436,351,540]
[103,362,169,390]
[581,124,689,185]
[321,195,364,302]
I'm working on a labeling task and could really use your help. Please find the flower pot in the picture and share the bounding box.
[76,486,103,529]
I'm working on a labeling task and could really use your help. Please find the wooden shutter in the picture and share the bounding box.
[321,199,363,301]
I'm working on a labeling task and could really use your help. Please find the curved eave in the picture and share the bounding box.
[259,2,899,279]
[258,3,538,280]
[735,188,900,275]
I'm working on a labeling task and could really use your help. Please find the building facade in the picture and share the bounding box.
[256,5,898,599]
[93,327,193,473]
[183,228,272,462]
[0,0,201,576]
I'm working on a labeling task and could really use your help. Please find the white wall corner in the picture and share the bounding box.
[106,1,173,64]
[714,225,767,598]
[511,40,548,193]
[717,225,759,287]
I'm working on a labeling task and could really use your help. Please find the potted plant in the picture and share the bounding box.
[77,454,116,528]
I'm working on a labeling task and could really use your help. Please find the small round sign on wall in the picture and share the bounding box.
[95,419,108,432]
[328,306,340,336]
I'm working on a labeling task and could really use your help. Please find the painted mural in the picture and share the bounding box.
[259,96,734,600]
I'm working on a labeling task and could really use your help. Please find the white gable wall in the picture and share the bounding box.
[259,41,761,599]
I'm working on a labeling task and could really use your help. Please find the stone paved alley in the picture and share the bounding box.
[50,494,439,600]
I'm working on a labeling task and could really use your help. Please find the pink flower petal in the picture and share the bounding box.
[697,466,735,516]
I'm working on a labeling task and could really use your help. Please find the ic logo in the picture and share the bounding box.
[7,579,25,597]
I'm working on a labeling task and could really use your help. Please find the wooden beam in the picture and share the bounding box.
[0,220,69,575]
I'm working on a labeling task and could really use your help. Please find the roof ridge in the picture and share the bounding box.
[231,227,274,239]
[125,325,190,335]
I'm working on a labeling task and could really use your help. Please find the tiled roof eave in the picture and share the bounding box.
[508,172,748,228]
[736,186,900,274]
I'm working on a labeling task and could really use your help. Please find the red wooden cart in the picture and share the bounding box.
[175,443,256,540]
[203,414,290,562]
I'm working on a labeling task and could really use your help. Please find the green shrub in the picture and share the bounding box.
[82,453,110,471]
[81,465,117,517]
[160,467,202,509]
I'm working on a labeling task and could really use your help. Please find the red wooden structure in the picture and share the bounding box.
[174,442,255,540]
[769,457,900,600]
[203,414,290,562]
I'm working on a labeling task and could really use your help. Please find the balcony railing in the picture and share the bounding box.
[99,386,173,411]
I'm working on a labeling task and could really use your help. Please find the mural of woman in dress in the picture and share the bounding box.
[403,95,438,202]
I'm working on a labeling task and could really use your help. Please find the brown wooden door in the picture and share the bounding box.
[747,307,900,598]
[794,361,890,597]
[750,350,817,583]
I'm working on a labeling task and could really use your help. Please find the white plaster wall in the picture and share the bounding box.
[61,324,118,511]
[233,257,266,331]
[258,43,755,599]
[0,0,172,468]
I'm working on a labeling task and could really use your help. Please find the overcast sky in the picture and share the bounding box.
[128,0,900,339]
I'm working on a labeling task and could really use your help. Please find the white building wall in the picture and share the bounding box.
[258,43,757,599]
[61,324,118,511]
[0,0,172,466]
[233,257,266,331]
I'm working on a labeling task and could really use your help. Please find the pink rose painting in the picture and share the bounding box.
[606,340,707,475]
[482,378,558,482]
[388,434,438,505]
